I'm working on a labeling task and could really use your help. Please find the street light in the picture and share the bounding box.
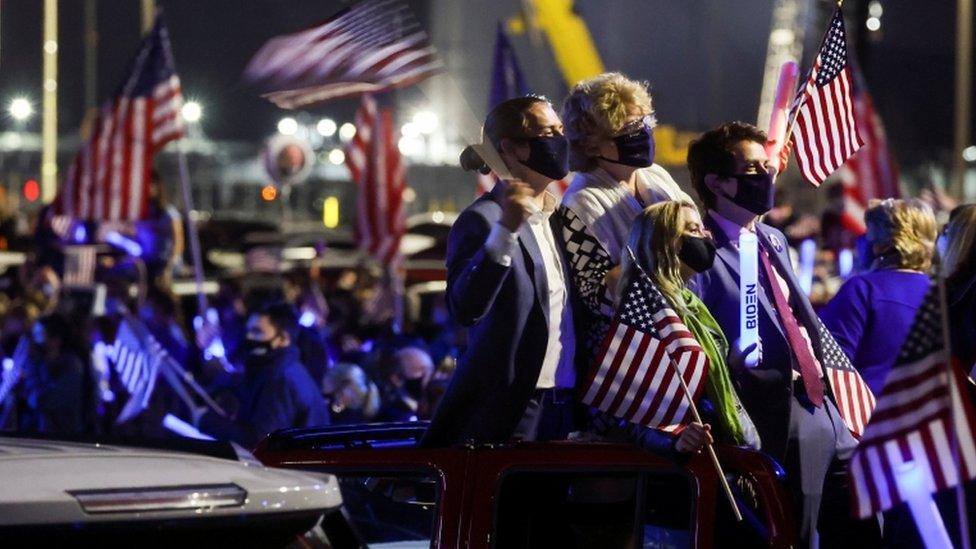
[963,145,976,162]
[327,148,345,165]
[412,111,438,134]
[338,123,356,141]
[277,117,299,136]
[316,118,337,137]
[181,101,202,123]
[9,98,33,121]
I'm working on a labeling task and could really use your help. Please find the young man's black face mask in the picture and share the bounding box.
[520,135,570,181]
[724,172,775,215]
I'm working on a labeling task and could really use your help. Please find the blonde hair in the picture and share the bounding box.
[561,72,655,172]
[864,198,937,272]
[620,200,698,305]
[943,204,976,279]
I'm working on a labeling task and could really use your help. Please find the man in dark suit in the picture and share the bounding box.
[422,97,578,446]
[686,122,878,546]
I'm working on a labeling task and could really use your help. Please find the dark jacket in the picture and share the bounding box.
[200,346,330,448]
[949,270,976,369]
[690,217,835,460]
[422,188,571,446]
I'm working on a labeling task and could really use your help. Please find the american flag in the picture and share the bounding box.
[582,273,709,431]
[244,0,443,110]
[816,318,876,437]
[63,245,98,288]
[848,285,976,518]
[54,16,183,222]
[245,245,283,273]
[837,87,901,235]
[345,94,407,264]
[786,7,864,187]
[109,317,164,424]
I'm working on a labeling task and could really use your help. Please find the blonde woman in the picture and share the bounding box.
[821,198,938,394]
[606,200,759,457]
[941,204,976,368]
[558,73,693,365]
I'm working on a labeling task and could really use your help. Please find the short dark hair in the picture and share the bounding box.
[686,121,767,209]
[255,302,298,343]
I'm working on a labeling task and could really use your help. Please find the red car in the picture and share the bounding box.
[255,423,797,548]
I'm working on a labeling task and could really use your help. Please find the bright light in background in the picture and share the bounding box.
[866,17,881,31]
[338,122,356,141]
[277,117,298,136]
[22,179,40,202]
[868,0,883,17]
[181,101,202,123]
[322,196,340,228]
[964,145,976,162]
[328,148,345,165]
[261,184,278,201]
[9,98,33,121]
[316,118,337,137]
[402,187,417,203]
[398,136,423,157]
[400,122,420,138]
[412,111,438,134]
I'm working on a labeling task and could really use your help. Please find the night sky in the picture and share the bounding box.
[0,0,972,172]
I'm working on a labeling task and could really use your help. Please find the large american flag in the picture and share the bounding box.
[244,0,443,109]
[345,94,407,264]
[109,317,165,424]
[836,88,901,235]
[816,318,876,437]
[582,274,709,431]
[848,285,976,518]
[786,7,864,187]
[55,16,183,222]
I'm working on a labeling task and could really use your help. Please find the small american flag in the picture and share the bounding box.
[63,245,98,288]
[55,15,183,222]
[848,285,976,518]
[245,246,283,273]
[837,87,901,235]
[816,318,875,437]
[346,94,407,264]
[109,317,164,424]
[244,0,443,109]
[582,273,709,431]
[786,7,864,187]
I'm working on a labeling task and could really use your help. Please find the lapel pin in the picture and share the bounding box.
[768,234,785,253]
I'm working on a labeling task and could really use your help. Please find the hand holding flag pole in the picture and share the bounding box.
[626,247,743,522]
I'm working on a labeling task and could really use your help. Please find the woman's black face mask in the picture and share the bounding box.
[678,235,717,273]
[601,122,655,168]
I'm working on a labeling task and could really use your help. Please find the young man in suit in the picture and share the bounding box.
[687,122,879,546]
[421,96,578,447]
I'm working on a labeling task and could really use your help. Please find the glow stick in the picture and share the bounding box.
[105,231,143,257]
[894,461,953,549]
[838,249,854,279]
[799,239,816,296]
[738,233,760,367]
[163,413,216,441]
[766,61,800,174]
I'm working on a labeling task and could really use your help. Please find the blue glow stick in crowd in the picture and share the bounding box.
[838,248,854,279]
[798,239,816,296]
[738,233,760,367]
[894,460,954,549]
[105,231,143,258]
[163,413,215,441]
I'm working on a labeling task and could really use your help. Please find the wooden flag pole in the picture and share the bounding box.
[626,247,742,522]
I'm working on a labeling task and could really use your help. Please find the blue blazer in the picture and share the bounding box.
[690,215,830,459]
[422,187,571,446]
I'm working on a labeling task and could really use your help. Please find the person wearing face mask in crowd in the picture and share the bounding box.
[421,95,581,446]
[687,122,880,547]
[18,314,87,435]
[196,302,329,448]
[940,204,976,370]
[594,200,760,459]
[557,73,694,369]
[377,346,435,422]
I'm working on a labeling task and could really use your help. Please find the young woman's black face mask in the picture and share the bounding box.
[678,235,718,273]
[520,135,570,181]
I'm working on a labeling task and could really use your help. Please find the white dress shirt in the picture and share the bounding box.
[485,192,576,389]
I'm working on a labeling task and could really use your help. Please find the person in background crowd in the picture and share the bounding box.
[378,346,435,422]
[596,200,760,459]
[133,170,184,287]
[820,182,858,253]
[940,204,976,369]
[322,362,381,424]
[422,95,578,446]
[557,72,693,367]
[197,302,329,447]
[686,121,879,546]
[820,199,937,394]
[283,271,331,386]
[18,314,88,434]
